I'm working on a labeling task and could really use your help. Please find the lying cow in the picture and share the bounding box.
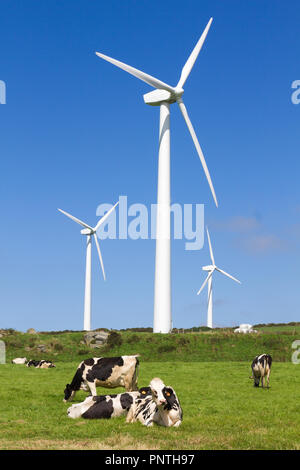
[63,355,140,402]
[250,354,272,388]
[67,387,151,419]
[12,357,27,364]
[27,360,56,368]
[126,377,182,427]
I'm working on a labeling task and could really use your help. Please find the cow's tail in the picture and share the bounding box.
[132,355,140,390]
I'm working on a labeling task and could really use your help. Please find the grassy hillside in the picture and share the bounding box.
[2,323,300,363]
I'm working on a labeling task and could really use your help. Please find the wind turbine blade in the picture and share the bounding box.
[94,201,119,232]
[93,233,106,281]
[215,267,241,284]
[57,209,93,230]
[197,270,214,295]
[177,18,213,89]
[177,99,218,207]
[206,227,215,265]
[95,52,175,93]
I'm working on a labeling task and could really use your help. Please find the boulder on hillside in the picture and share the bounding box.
[27,328,37,334]
[84,330,109,348]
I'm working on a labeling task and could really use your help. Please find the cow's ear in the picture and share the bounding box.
[165,387,174,397]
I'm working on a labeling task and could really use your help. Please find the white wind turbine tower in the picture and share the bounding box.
[96,18,218,334]
[197,228,241,328]
[58,201,119,331]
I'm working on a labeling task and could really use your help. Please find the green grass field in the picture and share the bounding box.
[1,327,300,450]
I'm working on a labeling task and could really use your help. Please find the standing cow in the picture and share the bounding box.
[250,354,272,388]
[63,355,140,402]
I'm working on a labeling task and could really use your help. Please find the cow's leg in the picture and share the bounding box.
[87,381,97,397]
[126,406,135,423]
[124,376,135,392]
[266,371,270,389]
[261,376,264,388]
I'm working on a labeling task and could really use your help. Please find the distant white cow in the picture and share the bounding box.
[11,357,27,364]
[234,324,257,334]
[126,377,182,427]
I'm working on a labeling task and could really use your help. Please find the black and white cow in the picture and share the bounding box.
[67,387,151,419]
[250,354,272,388]
[126,377,182,427]
[27,360,56,368]
[63,355,140,402]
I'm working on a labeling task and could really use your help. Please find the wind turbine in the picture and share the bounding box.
[96,18,218,334]
[58,201,119,331]
[197,228,241,328]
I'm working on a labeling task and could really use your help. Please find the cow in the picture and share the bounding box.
[11,357,27,364]
[250,354,272,388]
[27,360,56,368]
[126,377,183,427]
[63,355,140,402]
[67,387,151,419]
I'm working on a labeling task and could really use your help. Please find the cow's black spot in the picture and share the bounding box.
[27,360,40,367]
[86,356,124,383]
[120,393,133,410]
[258,356,265,366]
[82,398,114,419]
[84,358,95,366]
[92,395,107,403]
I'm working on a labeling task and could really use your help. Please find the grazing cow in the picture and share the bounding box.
[63,355,140,402]
[12,357,27,364]
[67,387,151,419]
[250,354,272,388]
[27,360,56,368]
[126,377,182,427]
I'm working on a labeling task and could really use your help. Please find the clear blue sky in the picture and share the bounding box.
[0,0,299,331]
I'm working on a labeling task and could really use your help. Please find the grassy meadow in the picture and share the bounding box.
[1,325,300,450]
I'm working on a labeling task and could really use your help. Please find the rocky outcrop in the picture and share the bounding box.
[84,330,109,348]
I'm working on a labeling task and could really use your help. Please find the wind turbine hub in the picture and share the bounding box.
[143,87,184,106]
[81,228,93,235]
[202,265,214,271]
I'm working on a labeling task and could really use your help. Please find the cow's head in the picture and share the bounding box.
[149,378,168,406]
[253,378,260,387]
[63,384,76,402]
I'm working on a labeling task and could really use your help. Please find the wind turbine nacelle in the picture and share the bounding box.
[202,265,214,271]
[81,228,93,235]
[143,89,174,106]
